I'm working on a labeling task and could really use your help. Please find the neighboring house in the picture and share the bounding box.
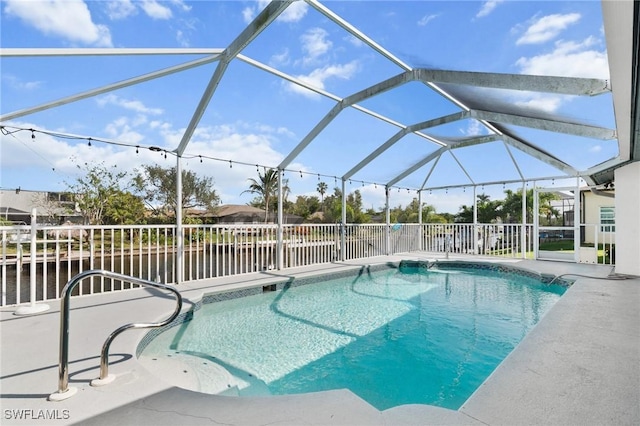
[580,188,615,245]
[536,188,615,246]
[0,189,82,225]
[189,205,303,225]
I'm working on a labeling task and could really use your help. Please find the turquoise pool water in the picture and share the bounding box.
[141,264,566,410]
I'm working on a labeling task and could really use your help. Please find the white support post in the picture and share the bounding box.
[574,178,580,263]
[473,186,478,255]
[418,190,423,251]
[340,178,346,261]
[385,186,391,255]
[277,169,284,269]
[176,157,183,284]
[533,183,539,259]
[521,181,527,259]
[15,208,50,315]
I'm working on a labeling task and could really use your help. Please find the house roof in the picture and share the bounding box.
[211,204,265,218]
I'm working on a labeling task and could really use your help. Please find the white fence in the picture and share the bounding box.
[0,221,612,306]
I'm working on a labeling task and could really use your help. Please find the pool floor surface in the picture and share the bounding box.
[1,253,639,425]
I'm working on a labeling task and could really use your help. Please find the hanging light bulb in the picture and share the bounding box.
[136,146,139,154]
[229,160,233,168]
[200,155,203,163]
[87,138,92,147]
[31,130,35,140]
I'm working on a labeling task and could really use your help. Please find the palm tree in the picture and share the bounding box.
[317,181,327,211]
[242,168,279,223]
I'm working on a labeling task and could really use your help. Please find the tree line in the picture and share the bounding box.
[62,163,559,226]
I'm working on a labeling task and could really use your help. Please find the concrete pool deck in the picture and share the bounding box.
[1,253,638,425]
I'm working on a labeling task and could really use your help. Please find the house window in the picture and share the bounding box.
[600,206,615,232]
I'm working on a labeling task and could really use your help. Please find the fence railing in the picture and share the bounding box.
[0,221,611,306]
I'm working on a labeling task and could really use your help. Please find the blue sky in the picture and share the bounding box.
[0,0,614,213]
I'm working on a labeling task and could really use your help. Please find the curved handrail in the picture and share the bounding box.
[52,269,182,398]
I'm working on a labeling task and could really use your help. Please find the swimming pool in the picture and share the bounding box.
[139,261,569,410]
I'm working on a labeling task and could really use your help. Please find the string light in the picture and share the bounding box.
[4,125,521,197]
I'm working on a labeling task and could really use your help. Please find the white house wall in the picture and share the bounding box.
[614,162,640,276]
[582,190,616,245]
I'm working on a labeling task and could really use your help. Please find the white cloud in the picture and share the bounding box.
[287,61,360,99]
[140,0,172,20]
[0,121,147,187]
[516,13,581,45]
[2,74,42,91]
[300,28,332,67]
[515,36,609,78]
[588,145,602,153]
[169,0,191,13]
[514,94,563,113]
[345,34,364,48]
[97,94,164,115]
[4,0,112,47]
[105,0,137,20]
[242,0,307,24]
[176,29,189,47]
[241,6,255,24]
[460,120,484,137]
[418,14,439,26]
[270,48,291,67]
[104,117,145,145]
[279,1,308,23]
[476,1,503,19]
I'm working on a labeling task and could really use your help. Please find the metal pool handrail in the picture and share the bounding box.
[50,269,182,401]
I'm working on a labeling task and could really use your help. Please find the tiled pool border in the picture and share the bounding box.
[136,260,573,357]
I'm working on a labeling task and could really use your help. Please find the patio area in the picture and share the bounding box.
[1,253,638,425]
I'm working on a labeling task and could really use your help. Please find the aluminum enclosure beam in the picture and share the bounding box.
[471,110,617,140]
[1,54,221,122]
[279,71,416,168]
[342,112,468,180]
[175,1,292,156]
[386,134,500,188]
[0,48,224,57]
[502,134,578,177]
[415,69,610,96]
